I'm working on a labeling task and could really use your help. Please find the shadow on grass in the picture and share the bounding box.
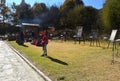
[22,44,29,47]
[46,56,68,66]
[18,44,29,47]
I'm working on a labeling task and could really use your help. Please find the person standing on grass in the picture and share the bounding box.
[41,30,49,56]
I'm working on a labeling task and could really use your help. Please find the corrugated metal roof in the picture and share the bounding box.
[22,23,39,26]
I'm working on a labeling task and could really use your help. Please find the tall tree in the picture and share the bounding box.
[10,2,18,25]
[15,0,32,24]
[45,6,60,27]
[60,0,84,12]
[0,6,10,22]
[0,2,11,26]
[32,3,48,17]
[60,0,84,29]
[31,3,48,24]
[102,0,120,30]
[68,6,98,33]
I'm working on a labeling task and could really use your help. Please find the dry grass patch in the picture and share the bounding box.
[9,40,120,81]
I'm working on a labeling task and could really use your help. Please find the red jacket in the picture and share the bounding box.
[41,35,49,44]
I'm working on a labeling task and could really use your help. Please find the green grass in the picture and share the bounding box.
[9,40,120,81]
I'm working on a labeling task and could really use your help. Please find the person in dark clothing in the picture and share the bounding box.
[20,31,24,45]
[41,30,49,56]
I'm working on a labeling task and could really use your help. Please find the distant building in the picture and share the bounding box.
[22,23,39,36]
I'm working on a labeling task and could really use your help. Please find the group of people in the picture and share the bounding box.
[16,30,49,57]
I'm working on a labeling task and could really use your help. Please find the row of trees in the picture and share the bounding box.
[11,0,101,34]
[0,0,120,35]
[11,1,60,28]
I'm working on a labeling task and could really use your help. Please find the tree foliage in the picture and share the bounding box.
[32,3,48,16]
[11,1,34,24]
[45,6,60,27]
[16,2,32,21]
[9,0,101,33]
[68,6,98,33]
[0,4,11,23]
[60,0,84,29]
[102,0,120,30]
[60,0,84,12]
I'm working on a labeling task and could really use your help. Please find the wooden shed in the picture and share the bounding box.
[22,23,39,36]
[22,23,39,41]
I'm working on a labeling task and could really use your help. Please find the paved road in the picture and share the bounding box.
[0,40,47,81]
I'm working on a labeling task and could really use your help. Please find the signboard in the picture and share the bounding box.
[109,30,117,42]
[77,26,83,37]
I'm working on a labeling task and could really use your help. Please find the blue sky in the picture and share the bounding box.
[6,0,105,9]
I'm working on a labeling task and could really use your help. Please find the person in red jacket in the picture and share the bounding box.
[41,30,49,56]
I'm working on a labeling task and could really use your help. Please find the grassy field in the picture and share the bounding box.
[9,40,120,81]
